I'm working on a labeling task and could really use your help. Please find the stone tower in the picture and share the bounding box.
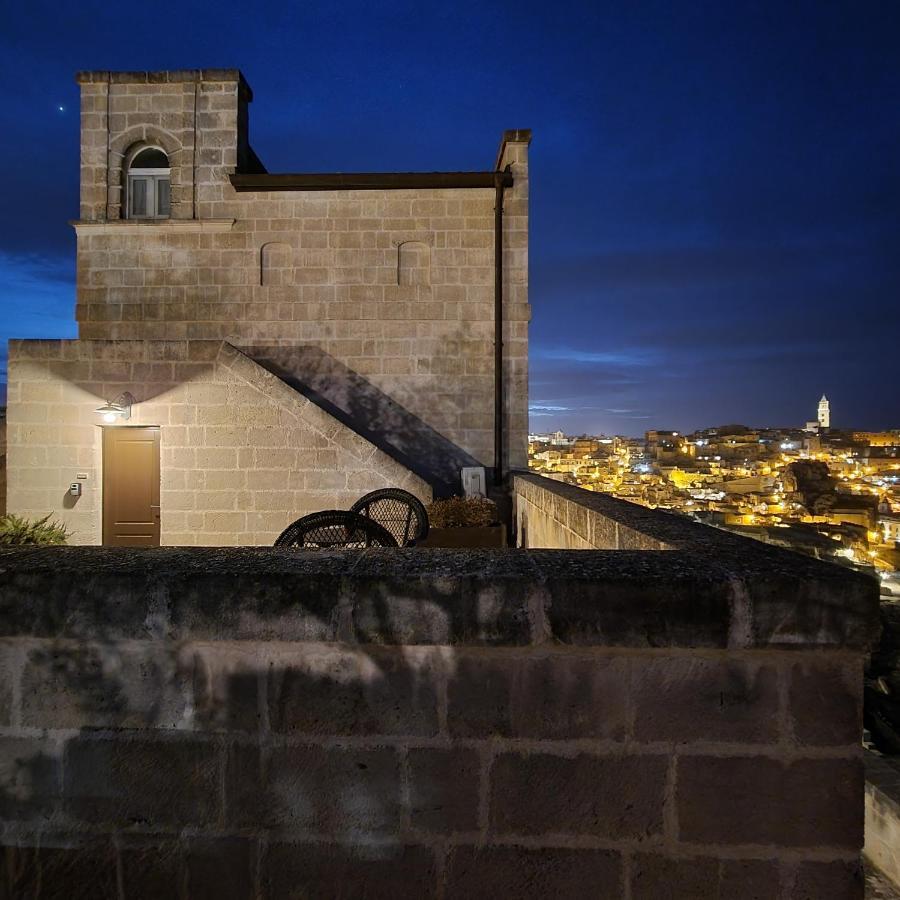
[818,394,830,429]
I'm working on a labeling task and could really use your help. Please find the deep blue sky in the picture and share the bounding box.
[1,1,897,435]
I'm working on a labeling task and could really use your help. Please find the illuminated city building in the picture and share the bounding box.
[818,394,831,429]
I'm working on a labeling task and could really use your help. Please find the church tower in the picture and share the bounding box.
[818,394,831,429]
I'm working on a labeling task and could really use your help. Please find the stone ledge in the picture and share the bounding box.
[0,545,879,650]
[70,219,236,235]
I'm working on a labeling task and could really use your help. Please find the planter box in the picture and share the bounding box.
[417,524,507,549]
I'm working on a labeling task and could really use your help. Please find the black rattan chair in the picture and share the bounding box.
[349,488,429,547]
[274,510,398,549]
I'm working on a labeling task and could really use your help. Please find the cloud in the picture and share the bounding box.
[533,345,661,367]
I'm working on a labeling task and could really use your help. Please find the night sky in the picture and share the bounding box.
[1,1,897,436]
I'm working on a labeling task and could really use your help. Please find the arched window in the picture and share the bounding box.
[127,147,170,219]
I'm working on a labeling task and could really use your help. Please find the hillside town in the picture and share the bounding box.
[529,396,900,594]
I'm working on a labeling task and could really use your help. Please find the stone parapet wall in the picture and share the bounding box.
[0,545,879,898]
[865,752,900,891]
[6,339,429,545]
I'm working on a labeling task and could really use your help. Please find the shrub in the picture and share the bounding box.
[0,513,69,546]
[426,496,497,528]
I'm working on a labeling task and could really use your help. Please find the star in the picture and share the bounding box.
[57,105,65,113]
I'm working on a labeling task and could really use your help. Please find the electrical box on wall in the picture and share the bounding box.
[69,483,82,497]
[461,467,486,497]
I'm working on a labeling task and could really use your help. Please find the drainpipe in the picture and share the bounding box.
[494,165,510,486]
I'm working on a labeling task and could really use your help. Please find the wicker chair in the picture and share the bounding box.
[349,488,429,547]
[274,510,398,549]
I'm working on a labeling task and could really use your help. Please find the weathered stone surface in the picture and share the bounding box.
[183,644,262,733]
[720,859,780,899]
[789,658,862,746]
[0,837,119,900]
[0,644,15,726]
[262,841,436,899]
[490,752,667,838]
[632,657,779,744]
[864,751,900,892]
[447,653,628,739]
[268,645,439,737]
[790,859,864,899]
[630,855,778,899]
[530,549,735,648]
[64,736,219,827]
[21,641,186,730]
[185,836,257,900]
[226,743,402,835]
[348,551,534,645]
[0,736,61,821]
[445,845,621,899]
[119,835,183,900]
[0,542,880,650]
[677,756,863,848]
[408,747,481,833]
[515,472,881,652]
[630,854,720,899]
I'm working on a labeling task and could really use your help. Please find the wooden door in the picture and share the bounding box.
[102,426,160,546]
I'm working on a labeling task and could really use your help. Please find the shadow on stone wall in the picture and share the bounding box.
[245,345,482,497]
[0,541,880,899]
[0,579,474,897]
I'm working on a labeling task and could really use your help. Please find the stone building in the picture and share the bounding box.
[5,69,530,545]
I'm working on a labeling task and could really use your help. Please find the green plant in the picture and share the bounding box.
[426,496,497,528]
[0,513,69,546]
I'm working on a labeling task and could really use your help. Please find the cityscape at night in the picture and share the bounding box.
[529,394,900,590]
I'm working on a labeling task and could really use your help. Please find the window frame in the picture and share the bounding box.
[126,148,171,220]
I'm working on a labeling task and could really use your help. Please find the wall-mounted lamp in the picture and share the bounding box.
[95,391,135,423]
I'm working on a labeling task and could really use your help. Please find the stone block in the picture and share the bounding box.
[21,642,187,730]
[182,643,262,732]
[445,845,621,899]
[789,658,862,746]
[407,747,480,833]
[0,645,16,726]
[632,656,779,744]
[447,653,628,740]
[225,743,401,835]
[790,859,863,899]
[262,842,436,900]
[346,553,538,646]
[490,752,667,838]
[64,736,220,827]
[530,550,734,648]
[720,859,780,899]
[0,736,62,821]
[267,645,439,737]
[631,854,720,899]
[119,835,183,900]
[0,837,118,900]
[677,755,863,848]
[185,837,257,900]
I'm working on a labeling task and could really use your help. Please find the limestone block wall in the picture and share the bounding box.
[73,71,529,471]
[78,69,249,222]
[5,339,429,546]
[864,752,900,891]
[513,471,679,551]
[0,545,879,898]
